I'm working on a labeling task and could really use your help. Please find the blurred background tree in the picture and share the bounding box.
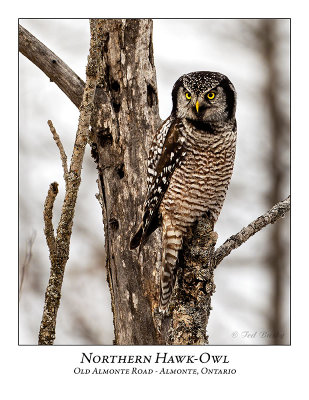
[19,18,290,345]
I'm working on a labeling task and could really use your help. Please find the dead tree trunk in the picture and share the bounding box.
[90,19,226,345]
[90,19,163,344]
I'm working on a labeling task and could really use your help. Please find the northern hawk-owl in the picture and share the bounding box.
[130,71,237,310]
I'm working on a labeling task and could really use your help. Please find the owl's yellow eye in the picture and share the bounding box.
[207,91,216,100]
[185,92,191,100]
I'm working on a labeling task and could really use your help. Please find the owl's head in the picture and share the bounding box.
[171,71,236,123]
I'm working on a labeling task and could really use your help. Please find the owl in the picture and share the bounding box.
[130,71,237,311]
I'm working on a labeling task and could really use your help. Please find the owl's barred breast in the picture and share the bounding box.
[160,120,236,230]
[131,70,238,310]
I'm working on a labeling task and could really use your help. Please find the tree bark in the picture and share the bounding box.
[90,19,163,344]
[160,217,217,345]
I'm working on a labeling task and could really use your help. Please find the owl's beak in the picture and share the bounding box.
[195,101,199,113]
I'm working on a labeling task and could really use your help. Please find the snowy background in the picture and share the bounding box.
[19,19,290,345]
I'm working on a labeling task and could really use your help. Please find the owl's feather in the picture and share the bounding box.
[130,71,237,311]
[130,118,186,249]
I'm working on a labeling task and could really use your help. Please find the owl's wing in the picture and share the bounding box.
[130,117,186,249]
[146,117,173,188]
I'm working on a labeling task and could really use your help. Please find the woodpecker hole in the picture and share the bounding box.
[103,32,110,53]
[109,218,119,231]
[113,102,121,113]
[98,129,113,147]
[90,143,99,163]
[111,80,120,92]
[147,84,157,108]
[116,163,125,179]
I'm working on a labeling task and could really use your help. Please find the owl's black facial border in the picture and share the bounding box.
[219,78,236,119]
[171,79,185,115]
[186,119,215,134]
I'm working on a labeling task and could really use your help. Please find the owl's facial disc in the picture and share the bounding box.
[191,94,209,119]
[193,100,207,118]
[195,86,228,122]
[182,87,206,117]
[182,86,220,121]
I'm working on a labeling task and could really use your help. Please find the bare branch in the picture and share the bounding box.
[43,182,58,258]
[47,120,69,187]
[19,24,84,108]
[214,195,291,267]
[38,20,99,345]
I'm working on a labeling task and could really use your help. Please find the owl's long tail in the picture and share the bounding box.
[130,223,144,250]
[159,225,183,311]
